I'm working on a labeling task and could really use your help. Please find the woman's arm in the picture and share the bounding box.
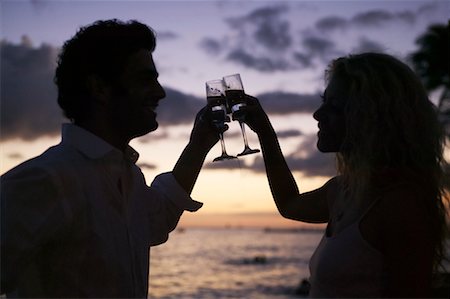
[244,95,333,223]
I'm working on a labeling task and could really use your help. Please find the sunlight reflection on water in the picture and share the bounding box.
[149,227,323,298]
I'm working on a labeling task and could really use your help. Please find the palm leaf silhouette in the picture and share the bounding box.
[410,22,449,138]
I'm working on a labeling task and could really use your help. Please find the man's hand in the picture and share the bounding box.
[173,106,227,194]
[189,106,227,151]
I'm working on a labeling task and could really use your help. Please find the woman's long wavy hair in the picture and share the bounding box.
[327,52,449,272]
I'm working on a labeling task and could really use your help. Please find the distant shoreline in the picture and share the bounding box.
[176,226,325,234]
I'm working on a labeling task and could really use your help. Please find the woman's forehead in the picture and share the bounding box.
[325,75,349,97]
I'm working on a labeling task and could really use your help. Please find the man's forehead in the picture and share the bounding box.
[126,49,157,72]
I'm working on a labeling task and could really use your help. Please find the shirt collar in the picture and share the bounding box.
[61,123,139,164]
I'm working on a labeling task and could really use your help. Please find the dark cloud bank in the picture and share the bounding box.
[0,38,322,141]
[1,38,63,140]
[3,3,438,140]
[0,36,332,177]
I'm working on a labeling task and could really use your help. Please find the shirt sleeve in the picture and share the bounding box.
[150,172,203,212]
[140,172,202,247]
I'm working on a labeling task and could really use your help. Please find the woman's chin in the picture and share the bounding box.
[316,140,339,153]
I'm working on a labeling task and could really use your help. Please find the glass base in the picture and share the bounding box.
[213,154,237,162]
[237,148,260,157]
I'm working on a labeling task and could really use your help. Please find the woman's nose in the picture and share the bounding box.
[313,106,323,121]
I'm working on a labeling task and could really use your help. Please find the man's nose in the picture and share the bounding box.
[155,81,166,101]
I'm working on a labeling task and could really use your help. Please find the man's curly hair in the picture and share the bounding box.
[54,19,156,122]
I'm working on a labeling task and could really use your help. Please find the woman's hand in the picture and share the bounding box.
[242,94,271,135]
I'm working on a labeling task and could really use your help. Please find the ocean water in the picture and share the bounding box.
[148,227,324,299]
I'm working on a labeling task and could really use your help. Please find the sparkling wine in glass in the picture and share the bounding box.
[223,74,260,157]
[206,79,236,162]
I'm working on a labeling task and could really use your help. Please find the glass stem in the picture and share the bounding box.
[219,132,228,154]
[239,121,250,148]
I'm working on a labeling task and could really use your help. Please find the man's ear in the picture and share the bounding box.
[86,75,111,105]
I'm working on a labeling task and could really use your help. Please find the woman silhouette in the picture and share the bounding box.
[245,52,448,298]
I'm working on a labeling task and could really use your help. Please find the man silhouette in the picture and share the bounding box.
[1,19,219,298]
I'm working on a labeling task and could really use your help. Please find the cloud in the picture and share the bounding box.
[225,4,291,47]
[193,6,305,71]
[0,37,207,141]
[156,31,179,41]
[249,134,337,177]
[352,9,417,27]
[243,5,293,51]
[30,0,48,10]
[199,38,223,55]
[315,5,438,35]
[395,11,416,24]
[315,16,349,32]
[275,129,303,138]
[217,4,300,72]
[0,37,321,141]
[0,37,63,140]
[292,52,315,68]
[301,36,338,60]
[204,133,336,178]
[283,151,336,177]
[161,92,321,130]
[7,152,24,159]
[200,3,445,73]
[137,162,157,170]
[416,2,439,15]
[203,158,244,170]
[157,88,205,125]
[201,4,405,72]
[226,49,293,72]
[0,35,324,143]
[286,134,336,177]
[225,128,303,140]
[258,91,320,115]
[225,4,292,50]
[351,37,386,53]
[136,129,170,143]
[352,10,396,26]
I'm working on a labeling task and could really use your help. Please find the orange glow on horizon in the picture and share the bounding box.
[178,211,326,230]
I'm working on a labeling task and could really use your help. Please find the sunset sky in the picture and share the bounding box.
[1,0,449,227]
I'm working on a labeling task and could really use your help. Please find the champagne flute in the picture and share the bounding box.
[205,79,236,162]
[223,74,260,156]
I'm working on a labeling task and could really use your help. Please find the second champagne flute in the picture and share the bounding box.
[223,74,260,157]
